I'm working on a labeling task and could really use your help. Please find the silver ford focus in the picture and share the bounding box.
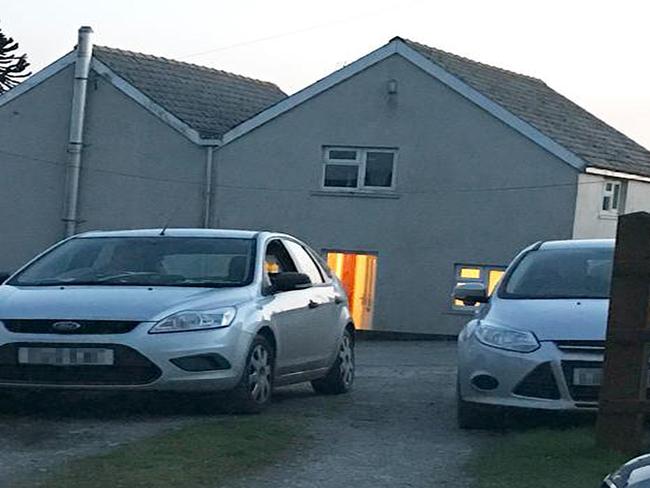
[455,239,614,428]
[0,229,355,412]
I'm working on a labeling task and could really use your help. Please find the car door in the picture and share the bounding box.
[282,239,340,369]
[263,239,315,375]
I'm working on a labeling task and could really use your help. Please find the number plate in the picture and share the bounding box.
[573,368,603,386]
[573,367,650,387]
[18,347,115,366]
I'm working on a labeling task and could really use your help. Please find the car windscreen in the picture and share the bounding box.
[501,247,613,299]
[9,236,256,287]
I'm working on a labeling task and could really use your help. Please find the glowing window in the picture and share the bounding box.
[453,264,506,310]
[488,270,505,295]
[460,267,481,279]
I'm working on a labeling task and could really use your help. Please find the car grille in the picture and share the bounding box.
[557,343,605,402]
[561,360,602,402]
[0,343,161,386]
[2,319,141,335]
[554,340,605,354]
[512,362,561,399]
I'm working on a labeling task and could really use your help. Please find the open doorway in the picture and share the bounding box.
[326,251,377,330]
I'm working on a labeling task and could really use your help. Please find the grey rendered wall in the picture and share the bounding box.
[0,65,73,271]
[77,70,205,233]
[215,54,579,335]
[0,63,206,272]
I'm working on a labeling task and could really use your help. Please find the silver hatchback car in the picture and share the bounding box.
[455,239,614,428]
[0,229,355,412]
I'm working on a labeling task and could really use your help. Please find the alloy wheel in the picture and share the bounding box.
[248,344,272,404]
[339,334,354,387]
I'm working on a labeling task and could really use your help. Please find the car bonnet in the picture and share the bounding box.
[0,284,252,322]
[484,296,609,341]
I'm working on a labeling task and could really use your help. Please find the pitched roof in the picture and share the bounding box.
[93,46,287,139]
[403,39,650,177]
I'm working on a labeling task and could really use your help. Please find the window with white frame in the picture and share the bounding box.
[452,264,506,310]
[322,147,396,190]
[601,180,624,214]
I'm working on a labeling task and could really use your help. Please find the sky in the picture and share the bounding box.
[2,0,649,148]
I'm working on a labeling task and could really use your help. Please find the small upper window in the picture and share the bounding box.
[328,150,358,161]
[602,180,624,214]
[323,147,396,190]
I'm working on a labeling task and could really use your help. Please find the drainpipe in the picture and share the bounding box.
[202,146,215,228]
[62,26,93,237]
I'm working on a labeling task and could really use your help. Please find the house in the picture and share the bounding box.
[0,26,286,268]
[2,27,650,335]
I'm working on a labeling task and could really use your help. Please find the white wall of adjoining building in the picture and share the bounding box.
[625,180,650,215]
[573,173,650,239]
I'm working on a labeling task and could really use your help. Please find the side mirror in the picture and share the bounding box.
[453,282,488,306]
[271,272,312,292]
[0,272,11,284]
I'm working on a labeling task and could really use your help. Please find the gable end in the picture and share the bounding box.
[221,38,587,173]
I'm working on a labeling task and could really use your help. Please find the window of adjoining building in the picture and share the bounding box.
[601,180,625,215]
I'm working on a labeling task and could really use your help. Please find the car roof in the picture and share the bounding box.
[538,238,614,250]
[76,228,261,239]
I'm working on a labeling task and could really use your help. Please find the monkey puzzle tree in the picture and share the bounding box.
[0,26,30,93]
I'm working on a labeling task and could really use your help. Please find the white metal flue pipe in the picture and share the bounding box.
[63,26,93,237]
[203,146,215,228]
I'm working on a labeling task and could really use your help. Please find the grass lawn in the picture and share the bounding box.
[470,427,629,488]
[27,414,305,488]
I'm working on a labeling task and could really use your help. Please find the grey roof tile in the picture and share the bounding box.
[93,46,287,139]
[404,39,650,177]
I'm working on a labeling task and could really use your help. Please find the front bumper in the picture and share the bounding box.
[0,321,252,391]
[458,336,604,411]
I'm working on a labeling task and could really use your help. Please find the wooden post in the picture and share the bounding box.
[596,212,650,454]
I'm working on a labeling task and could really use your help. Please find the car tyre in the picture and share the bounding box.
[227,335,274,414]
[311,329,354,395]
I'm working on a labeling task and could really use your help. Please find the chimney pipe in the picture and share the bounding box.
[63,26,93,237]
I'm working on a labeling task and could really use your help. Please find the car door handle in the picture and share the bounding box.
[308,300,320,309]
[334,296,344,304]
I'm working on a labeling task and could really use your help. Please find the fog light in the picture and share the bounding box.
[170,354,231,372]
[471,374,499,391]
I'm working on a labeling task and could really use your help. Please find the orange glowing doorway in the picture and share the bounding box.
[326,251,377,330]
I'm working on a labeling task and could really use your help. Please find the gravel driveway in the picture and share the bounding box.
[0,340,483,488]
[228,340,484,488]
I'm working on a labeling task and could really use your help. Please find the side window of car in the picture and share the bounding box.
[306,248,333,280]
[264,240,297,282]
[283,240,325,285]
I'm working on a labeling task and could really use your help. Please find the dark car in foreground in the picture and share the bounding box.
[603,454,650,487]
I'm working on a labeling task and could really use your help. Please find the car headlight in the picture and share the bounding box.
[475,323,540,353]
[149,307,236,334]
